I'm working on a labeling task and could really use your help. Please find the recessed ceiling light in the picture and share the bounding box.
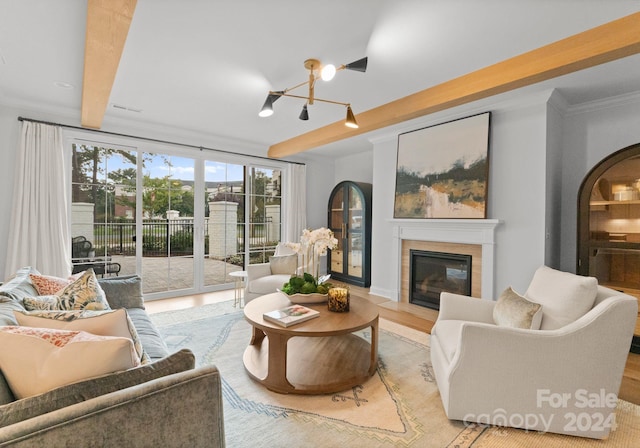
[53,81,74,89]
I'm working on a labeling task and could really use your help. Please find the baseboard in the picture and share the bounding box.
[368,286,396,300]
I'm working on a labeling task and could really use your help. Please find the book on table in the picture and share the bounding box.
[263,304,320,327]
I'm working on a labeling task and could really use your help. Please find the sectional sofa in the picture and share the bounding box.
[0,267,225,447]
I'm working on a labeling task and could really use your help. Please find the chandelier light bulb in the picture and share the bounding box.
[321,64,336,81]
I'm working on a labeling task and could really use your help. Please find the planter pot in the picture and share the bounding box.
[278,290,328,304]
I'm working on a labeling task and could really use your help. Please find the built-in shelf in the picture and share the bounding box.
[590,200,640,206]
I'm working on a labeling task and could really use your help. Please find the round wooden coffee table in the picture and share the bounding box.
[243,292,379,394]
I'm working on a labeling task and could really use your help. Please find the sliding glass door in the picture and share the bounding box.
[70,143,137,279]
[203,160,246,287]
[247,167,282,263]
[141,153,195,294]
[70,138,284,300]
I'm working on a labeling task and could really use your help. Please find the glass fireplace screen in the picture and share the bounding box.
[409,250,472,310]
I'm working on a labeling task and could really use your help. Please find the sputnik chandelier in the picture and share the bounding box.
[258,57,368,128]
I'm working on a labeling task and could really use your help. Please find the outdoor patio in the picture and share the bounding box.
[108,255,244,296]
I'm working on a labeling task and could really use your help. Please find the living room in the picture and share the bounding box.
[2,1,640,446]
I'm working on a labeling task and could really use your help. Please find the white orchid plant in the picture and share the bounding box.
[282,227,338,294]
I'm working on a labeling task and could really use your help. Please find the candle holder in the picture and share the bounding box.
[327,287,350,312]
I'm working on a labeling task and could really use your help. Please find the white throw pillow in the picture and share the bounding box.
[524,266,598,330]
[269,254,298,275]
[0,326,139,399]
[14,308,149,364]
[493,287,543,330]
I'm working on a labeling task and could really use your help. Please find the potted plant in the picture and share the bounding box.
[280,227,338,303]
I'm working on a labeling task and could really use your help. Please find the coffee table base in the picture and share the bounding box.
[243,332,376,395]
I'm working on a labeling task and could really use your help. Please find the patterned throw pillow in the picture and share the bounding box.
[14,309,149,364]
[23,295,62,311]
[55,269,110,311]
[29,272,83,296]
[0,326,140,399]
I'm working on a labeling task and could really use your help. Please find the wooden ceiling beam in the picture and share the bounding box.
[81,0,137,129]
[268,12,640,158]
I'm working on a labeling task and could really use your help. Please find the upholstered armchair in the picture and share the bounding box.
[430,266,637,439]
[245,243,299,303]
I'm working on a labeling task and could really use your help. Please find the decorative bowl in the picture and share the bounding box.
[277,289,328,304]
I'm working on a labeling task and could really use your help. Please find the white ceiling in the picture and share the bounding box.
[1,0,640,159]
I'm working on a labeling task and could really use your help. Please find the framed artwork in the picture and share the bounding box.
[393,112,491,219]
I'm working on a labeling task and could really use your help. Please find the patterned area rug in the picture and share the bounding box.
[151,303,640,448]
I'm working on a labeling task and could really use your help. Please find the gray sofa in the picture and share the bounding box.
[0,267,225,447]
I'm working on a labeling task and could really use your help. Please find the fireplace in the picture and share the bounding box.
[383,220,499,307]
[409,250,472,310]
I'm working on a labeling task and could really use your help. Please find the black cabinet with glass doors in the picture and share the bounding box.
[327,181,372,287]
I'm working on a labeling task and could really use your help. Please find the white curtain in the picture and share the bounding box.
[283,163,306,243]
[5,122,71,278]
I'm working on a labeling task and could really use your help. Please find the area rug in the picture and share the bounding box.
[151,303,640,448]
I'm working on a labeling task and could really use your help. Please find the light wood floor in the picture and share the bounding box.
[146,286,640,406]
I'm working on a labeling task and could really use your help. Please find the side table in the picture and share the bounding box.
[229,270,248,308]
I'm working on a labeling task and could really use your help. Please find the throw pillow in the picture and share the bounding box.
[0,266,40,303]
[493,287,543,330]
[23,295,62,311]
[29,272,83,295]
[524,265,598,330]
[14,308,150,364]
[269,254,298,275]
[0,349,195,428]
[98,275,145,309]
[0,326,140,399]
[55,269,110,311]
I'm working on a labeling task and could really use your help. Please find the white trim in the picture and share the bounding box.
[566,89,640,116]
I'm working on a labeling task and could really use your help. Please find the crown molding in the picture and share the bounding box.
[565,89,640,116]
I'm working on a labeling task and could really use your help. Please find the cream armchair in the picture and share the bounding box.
[245,243,299,303]
[430,266,637,439]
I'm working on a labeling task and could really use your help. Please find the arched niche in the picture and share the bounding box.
[577,143,640,353]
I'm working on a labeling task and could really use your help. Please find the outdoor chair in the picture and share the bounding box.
[71,236,121,277]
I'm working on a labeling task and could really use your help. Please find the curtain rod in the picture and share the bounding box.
[17,116,305,166]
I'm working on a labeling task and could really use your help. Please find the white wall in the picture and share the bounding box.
[560,92,640,272]
[369,136,399,298]
[334,151,373,185]
[545,92,566,269]
[303,156,336,230]
[489,100,549,294]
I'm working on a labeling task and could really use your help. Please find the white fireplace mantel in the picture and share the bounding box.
[391,219,501,301]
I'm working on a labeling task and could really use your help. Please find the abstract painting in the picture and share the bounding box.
[394,112,491,219]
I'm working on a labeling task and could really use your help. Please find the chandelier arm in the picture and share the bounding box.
[283,79,313,94]
[278,64,346,95]
[279,92,350,107]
